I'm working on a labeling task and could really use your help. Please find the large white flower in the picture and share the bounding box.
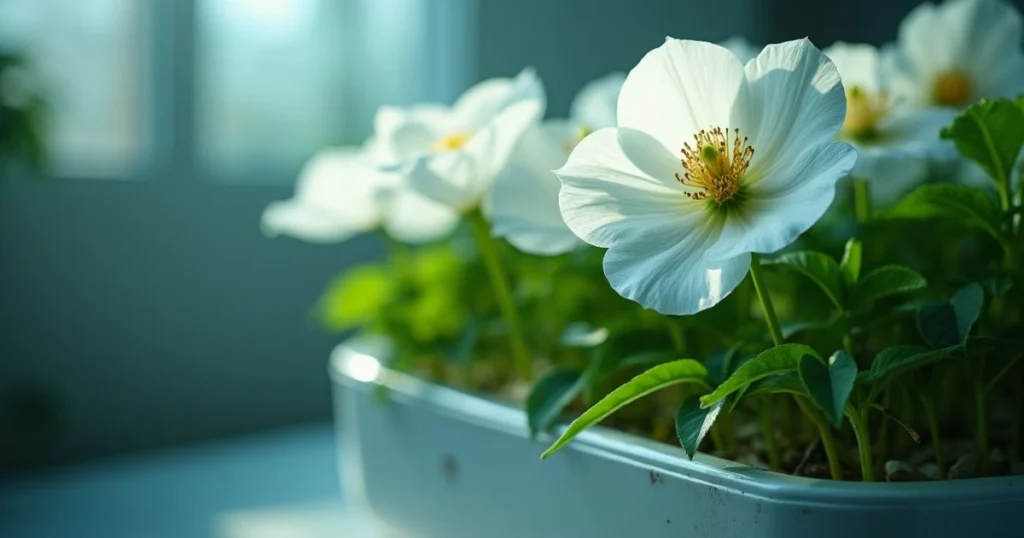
[491,73,625,255]
[555,38,857,315]
[373,69,545,213]
[882,0,1024,109]
[825,42,956,204]
[262,141,458,244]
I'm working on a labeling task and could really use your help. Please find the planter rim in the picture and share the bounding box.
[330,343,1024,506]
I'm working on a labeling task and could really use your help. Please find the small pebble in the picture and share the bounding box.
[949,453,978,480]
[919,463,941,480]
[885,460,924,482]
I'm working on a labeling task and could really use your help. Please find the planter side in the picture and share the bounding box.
[330,350,1024,538]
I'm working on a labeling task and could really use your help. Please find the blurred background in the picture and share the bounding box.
[0,0,1012,474]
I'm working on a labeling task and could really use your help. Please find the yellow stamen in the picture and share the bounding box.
[931,72,974,107]
[842,85,888,140]
[563,125,592,153]
[431,132,470,151]
[676,127,753,204]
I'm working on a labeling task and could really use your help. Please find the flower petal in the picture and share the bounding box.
[824,41,881,93]
[719,36,761,65]
[453,67,546,130]
[741,38,847,181]
[261,148,388,243]
[464,98,544,185]
[405,150,480,212]
[373,105,451,164]
[381,188,460,244]
[618,38,747,153]
[569,72,625,130]
[603,228,751,315]
[709,141,857,260]
[556,127,693,249]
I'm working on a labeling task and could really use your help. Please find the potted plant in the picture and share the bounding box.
[266,0,1024,535]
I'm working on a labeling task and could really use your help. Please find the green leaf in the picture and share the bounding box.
[525,369,584,437]
[746,371,806,397]
[887,184,1006,245]
[675,397,724,459]
[851,265,927,309]
[764,252,845,309]
[916,283,984,349]
[699,344,820,407]
[541,359,710,459]
[866,345,961,388]
[316,264,395,332]
[615,349,679,371]
[840,238,863,286]
[798,350,858,427]
[941,98,1024,185]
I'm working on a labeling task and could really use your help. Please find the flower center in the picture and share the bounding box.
[842,85,888,141]
[563,125,592,154]
[676,127,753,205]
[931,72,974,107]
[431,132,470,151]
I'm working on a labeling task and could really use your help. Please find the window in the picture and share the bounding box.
[0,0,475,183]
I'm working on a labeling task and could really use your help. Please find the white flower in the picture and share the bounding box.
[555,38,857,315]
[883,0,1024,109]
[373,68,545,213]
[491,73,625,255]
[719,36,760,64]
[262,141,458,244]
[825,42,956,205]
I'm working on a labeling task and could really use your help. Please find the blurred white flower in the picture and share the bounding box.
[491,73,625,256]
[261,141,458,244]
[825,42,956,205]
[719,36,760,64]
[882,0,1024,109]
[556,38,856,315]
[373,69,545,213]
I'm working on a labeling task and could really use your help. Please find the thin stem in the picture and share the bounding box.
[748,254,784,347]
[849,408,876,481]
[875,387,892,459]
[794,396,843,480]
[853,178,872,224]
[974,380,991,476]
[468,211,534,381]
[759,397,782,471]
[666,317,686,354]
[922,400,947,479]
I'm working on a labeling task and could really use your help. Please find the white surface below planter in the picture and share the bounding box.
[330,346,1024,538]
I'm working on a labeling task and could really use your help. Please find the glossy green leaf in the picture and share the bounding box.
[798,350,858,427]
[840,238,863,286]
[851,265,927,309]
[317,264,394,332]
[887,184,1006,245]
[746,371,805,397]
[675,397,724,459]
[541,359,710,459]
[764,252,844,309]
[699,344,820,408]
[526,369,584,437]
[866,345,961,390]
[917,283,984,349]
[941,98,1024,185]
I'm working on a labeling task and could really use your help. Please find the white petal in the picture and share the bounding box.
[569,72,625,130]
[557,127,697,249]
[618,38,747,153]
[405,150,480,212]
[710,141,857,260]
[603,228,751,315]
[490,124,579,256]
[373,105,452,164]
[453,67,546,130]
[261,148,388,243]
[742,38,848,180]
[824,42,881,94]
[464,98,544,185]
[382,188,460,244]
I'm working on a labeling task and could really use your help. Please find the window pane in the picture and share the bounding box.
[197,0,348,179]
[0,0,144,177]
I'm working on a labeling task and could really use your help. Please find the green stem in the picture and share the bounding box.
[666,317,686,354]
[974,381,991,476]
[749,254,784,347]
[853,178,871,224]
[759,397,782,471]
[875,387,892,460]
[922,400,947,479]
[794,396,843,480]
[468,211,534,381]
[849,408,876,481]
